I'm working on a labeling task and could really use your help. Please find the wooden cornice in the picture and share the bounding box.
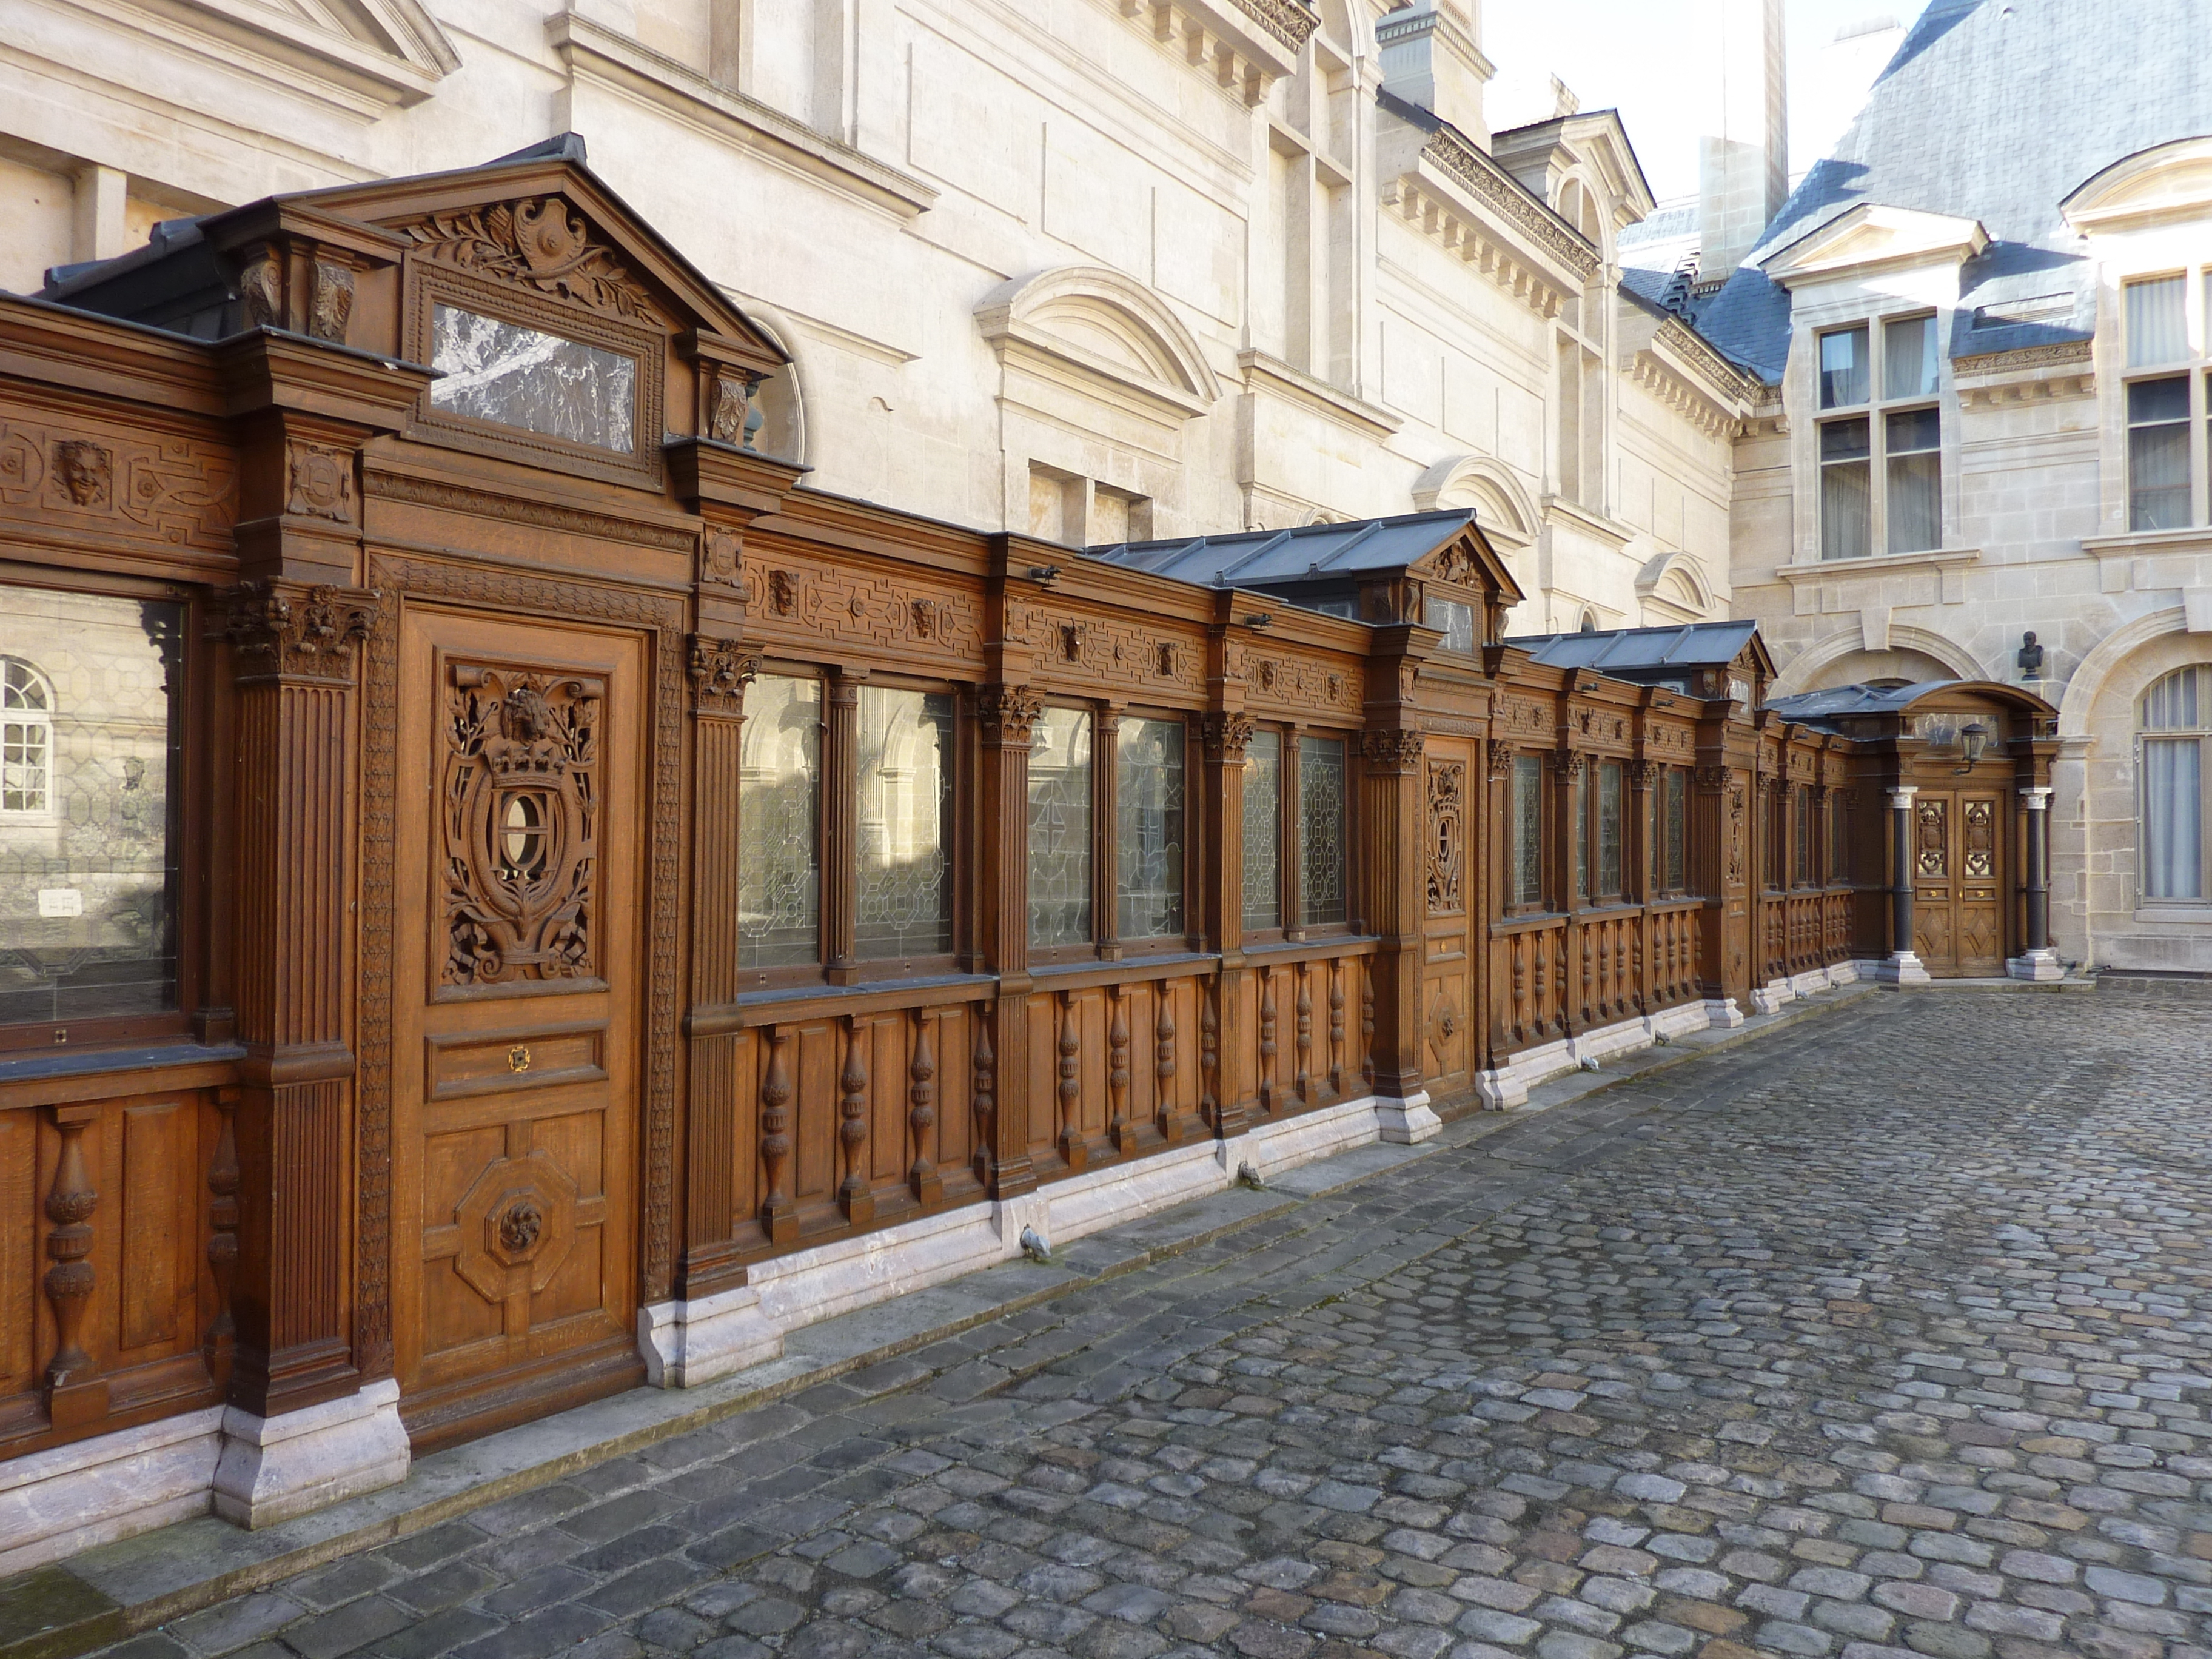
[0,295,229,420]
[213,329,434,429]
[665,439,806,520]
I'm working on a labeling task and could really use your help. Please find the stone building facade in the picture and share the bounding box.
[1688,0,2212,974]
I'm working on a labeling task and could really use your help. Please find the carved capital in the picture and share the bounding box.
[1202,710,1258,760]
[1359,727,1424,771]
[1624,758,1657,789]
[224,578,377,682]
[1693,765,1733,792]
[1486,738,1516,780]
[689,635,760,714]
[978,685,1046,747]
[1548,746,1585,782]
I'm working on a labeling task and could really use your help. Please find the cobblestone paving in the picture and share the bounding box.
[106,983,2212,1659]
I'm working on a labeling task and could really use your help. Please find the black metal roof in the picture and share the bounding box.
[1086,510,1481,586]
[1508,620,1761,673]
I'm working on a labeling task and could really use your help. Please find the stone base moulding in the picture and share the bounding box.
[2008,949,2066,982]
[638,1093,1398,1390]
[213,1379,411,1530]
[0,1406,224,1577]
[1477,998,1734,1110]
[1877,951,1932,985]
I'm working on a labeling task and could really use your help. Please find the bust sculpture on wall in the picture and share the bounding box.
[2018,631,2045,680]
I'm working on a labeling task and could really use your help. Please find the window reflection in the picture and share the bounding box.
[0,589,181,1026]
[1511,754,1543,908]
[1242,731,1281,932]
[1116,719,1185,940]
[1299,736,1346,927]
[737,675,820,967]
[856,688,953,959]
[1028,706,1092,947]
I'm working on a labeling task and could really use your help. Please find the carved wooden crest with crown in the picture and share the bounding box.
[401,198,656,323]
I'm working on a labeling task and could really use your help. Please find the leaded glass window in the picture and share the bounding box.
[855,687,954,960]
[1028,706,1093,947]
[1572,770,1589,899]
[1795,785,1814,885]
[738,675,821,967]
[1831,789,1849,885]
[1597,761,1622,896]
[1510,754,1543,908]
[0,590,182,1027]
[1116,718,1185,939]
[1299,735,1346,927]
[1242,730,1281,932]
[1422,596,1475,654]
[1664,767,1687,894]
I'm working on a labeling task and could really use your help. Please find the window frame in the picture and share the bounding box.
[0,575,195,1055]
[851,675,965,979]
[1506,751,1548,917]
[1025,699,1102,966]
[0,657,56,822]
[1814,312,1945,560]
[1110,706,1195,955]
[2119,270,2208,532]
[2138,665,2212,907]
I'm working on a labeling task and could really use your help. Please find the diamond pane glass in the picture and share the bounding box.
[1028,706,1093,948]
[855,686,954,960]
[1597,762,1622,896]
[0,590,182,1026]
[1512,754,1543,908]
[1665,768,1687,893]
[1242,730,1281,933]
[739,675,820,968]
[1116,718,1185,939]
[1299,736,1346,927]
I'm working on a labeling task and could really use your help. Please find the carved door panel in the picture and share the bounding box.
[1911,793,2004,976]
[390,609,646,1446]
[1421,743,1475,1102]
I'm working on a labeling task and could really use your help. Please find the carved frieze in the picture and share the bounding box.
[364,470,697,554]
[1427,760,1465,914]
[0,417,235,550]
[689,635,759,715]
[286,440,357,523]
[1006,600,1205,697]
[748,557,981,661]
[1224,640,1362,719]
[441,662,603,988]
[224,579,378,682]
[399,198,657,324]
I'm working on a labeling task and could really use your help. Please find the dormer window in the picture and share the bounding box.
[431,303,638,454]
[2122,272,2206,531]
[1817,313,1942,559]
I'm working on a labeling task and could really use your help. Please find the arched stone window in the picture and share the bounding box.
[0,657,53,816]
[2140,665,2210,901]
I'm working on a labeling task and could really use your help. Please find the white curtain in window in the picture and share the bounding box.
[2143,737,2203,900]
[1883,315,1938,399]
[1887,451,1942,553]
[1821,458,1871,560]
[2126,277,2188,368]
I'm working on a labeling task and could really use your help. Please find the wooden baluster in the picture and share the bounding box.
[908,1011,941,1206]
[206,1087,241,1370]
[1555,933,1570,1036]
[1057,991,1085,1171]
[1581,928,1595,1026]
[1359,970,1375,1090]
[43,1104,103,1425]
[1512,933,1527,1044]
[1597,928,1611,1021]
[1106,988,1131,1156]
[1529,930,1544,1038]
[1294,962,1312,1105]
[1198,985,1219,1133]
[970,1013,996,1188]
[1258,970,1278,1118]
[1152,987,1177,1146]
[838,1016,873,1228]
[1327,962,1346,1100]
[760,1025,797,1243]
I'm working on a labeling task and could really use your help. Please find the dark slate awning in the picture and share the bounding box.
[1087,509,1481,586]
[1507,620,1762,673]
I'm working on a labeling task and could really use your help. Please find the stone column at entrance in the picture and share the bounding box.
[2009,785,2063,981]
[1879,785,1931,985]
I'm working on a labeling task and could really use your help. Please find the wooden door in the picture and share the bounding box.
[1421,743,1476,1104]
[1911,791,2005,976]
[390,608,647,1448]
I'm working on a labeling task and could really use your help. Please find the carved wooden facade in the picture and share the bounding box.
[0,152,2053,1543]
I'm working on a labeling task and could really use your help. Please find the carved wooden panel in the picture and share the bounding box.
[0,413,237,551]
[1915,800,1948,877]
[439,663,605,993]
[1427,760,1465,914]
[749,556,984,669]
[1224,642,1363,722]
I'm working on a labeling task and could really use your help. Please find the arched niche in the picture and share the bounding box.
[1770,624,1983,699]
[1410,455,1538,550]
[975,266,1218,418]
[1634,548,1714,625]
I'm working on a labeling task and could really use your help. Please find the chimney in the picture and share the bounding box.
[1695,0,1787,280]
[1378,0,1495,147]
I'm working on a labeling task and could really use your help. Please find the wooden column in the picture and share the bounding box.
[223,574,377,1418]
[1550,746,1584,1035]
[1627,758,1656,1014]
[1094,705,1122,961]
[823,670,865,984]
[680,637,759,1296]
[976,685,1042,1199]
[1201,711,1254,1139]
[1358,726,1425,1105]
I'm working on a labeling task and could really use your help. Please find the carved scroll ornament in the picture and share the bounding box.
[1427,760,1465,913]
[401,198,655,323]
[442,662,603,987]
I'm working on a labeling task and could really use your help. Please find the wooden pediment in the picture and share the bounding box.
[1408,521,1525,608]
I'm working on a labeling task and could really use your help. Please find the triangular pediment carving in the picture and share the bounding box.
[147,0,458,110]
[1761,203,1988,288]
[1408,522,1524,608]
[395,198,657,325]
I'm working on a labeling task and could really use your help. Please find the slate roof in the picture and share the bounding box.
[1508,620,1761,673]
[1763,681,1962,722]
[1682,0,2212,383]
[1086,511,1480,586]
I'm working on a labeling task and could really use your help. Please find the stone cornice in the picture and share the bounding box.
[1406,119,1601,283]
[1236,350,1404,440]
[2079,525,2212,561]
[1623,328,1754,441]
[1105,0,1315,104]
[1772,546,1982,585]
[1953,338,2096,409]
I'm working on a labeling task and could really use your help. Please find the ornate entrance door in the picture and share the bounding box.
[1421,742,1476,1103]
[1911,791,2005,976]
[390,608,646,1448]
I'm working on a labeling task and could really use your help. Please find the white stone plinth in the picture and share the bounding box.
[1375,1091,1440,1144]
[213,1378,409,1529]
[1876,951,1931,985]
[1703,997,1746,1028]
[639,1284,783,1388]
[1751,978,1794,1015]
[0,1405,222,1575]
[2008,950,2065,982]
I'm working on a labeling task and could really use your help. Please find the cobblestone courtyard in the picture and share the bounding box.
[97,984,2212,1659]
